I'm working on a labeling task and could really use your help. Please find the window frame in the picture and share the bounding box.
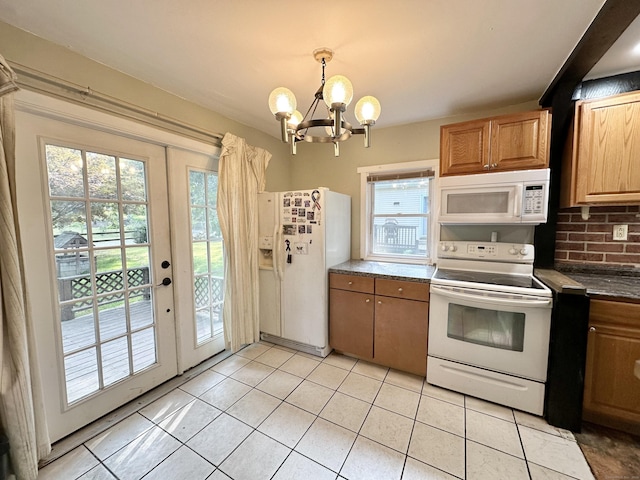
[357,159,439,265]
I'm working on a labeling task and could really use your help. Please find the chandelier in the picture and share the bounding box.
[268,48,381,157]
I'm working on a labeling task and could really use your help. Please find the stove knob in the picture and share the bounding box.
[520,248,529,256]
[508,247,518,255]
[449,245,457,252]
[441,244,449,252]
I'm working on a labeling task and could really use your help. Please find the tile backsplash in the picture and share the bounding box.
[555,205,640,269]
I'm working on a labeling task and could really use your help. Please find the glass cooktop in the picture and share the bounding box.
[432,268,546,290]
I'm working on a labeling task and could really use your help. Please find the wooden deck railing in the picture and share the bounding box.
[373,224,419,253]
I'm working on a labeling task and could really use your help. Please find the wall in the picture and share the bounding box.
[291,101,540,258]
[555,206,640,269]
[0,20,292,192]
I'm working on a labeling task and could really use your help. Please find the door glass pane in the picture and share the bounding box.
[46,143,158,405]
[189,170,224,345]
[447,303,525,352]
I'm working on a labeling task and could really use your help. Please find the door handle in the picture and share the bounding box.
[161,260,171,269]
[158,277,172,286]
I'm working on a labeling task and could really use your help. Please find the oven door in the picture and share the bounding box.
[439,184,522,224]
[428,284,552,381]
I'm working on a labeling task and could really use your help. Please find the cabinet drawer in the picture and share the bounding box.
[329,273,374,294]
[375,279,429,302]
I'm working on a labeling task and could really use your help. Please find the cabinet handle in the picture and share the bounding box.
[398,288,403,293]
[483,164,490,170]
[348,281,353,285]
[378,300,382,304]
[589,326,596,332]
[492,163,498,168]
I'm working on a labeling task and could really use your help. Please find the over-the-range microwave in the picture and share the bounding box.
[438,169,550,224]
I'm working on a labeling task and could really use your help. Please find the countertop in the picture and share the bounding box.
[329,260,436,283]
[543,265,640,302]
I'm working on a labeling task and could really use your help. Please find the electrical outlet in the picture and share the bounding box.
[613,224,628,241]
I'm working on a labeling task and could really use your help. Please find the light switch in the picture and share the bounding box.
[613,224,628,241]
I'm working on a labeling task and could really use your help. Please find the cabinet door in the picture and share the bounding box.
[374,296,428,376]
[440,119,490,176]
[490,110,550,171]
[329,288,374,359]
[583,300,640,431]
[576,92,640,204]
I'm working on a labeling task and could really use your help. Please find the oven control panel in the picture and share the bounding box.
[438,241,535,262]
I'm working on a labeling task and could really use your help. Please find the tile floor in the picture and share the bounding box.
[38,343,596,480]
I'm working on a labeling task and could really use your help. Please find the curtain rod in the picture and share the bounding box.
[10,62,223,147]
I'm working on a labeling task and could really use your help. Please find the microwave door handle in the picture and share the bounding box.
[430,285,552,307]
[513,186,523,218]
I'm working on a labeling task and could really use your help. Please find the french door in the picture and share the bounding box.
[15,92,223,441]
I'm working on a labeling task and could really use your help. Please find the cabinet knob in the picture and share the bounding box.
[378,301,382,304]
[348,281,353,285]
[492,163,498,168]
[398,288,403,293]
[589,326,596,332]
[365,298,370,303]
[483,164,490,170]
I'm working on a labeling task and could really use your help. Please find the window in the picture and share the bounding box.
[358,160,438,264]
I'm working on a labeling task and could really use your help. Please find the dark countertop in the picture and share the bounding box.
[542,265,640,302]
[329,260,436,283]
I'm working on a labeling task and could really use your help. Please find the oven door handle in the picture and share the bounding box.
[430,285,552,307]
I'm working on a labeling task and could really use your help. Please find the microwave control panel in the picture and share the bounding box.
[523,185,545,215]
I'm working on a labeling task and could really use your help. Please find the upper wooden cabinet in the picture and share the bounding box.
[440,110,550,176]
[561,91,640,207]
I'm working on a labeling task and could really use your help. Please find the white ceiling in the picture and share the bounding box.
[1,0,637,139]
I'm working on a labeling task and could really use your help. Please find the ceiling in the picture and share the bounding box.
[1,0,638,139]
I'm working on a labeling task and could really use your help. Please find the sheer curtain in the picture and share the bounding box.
[217,133,271,352]
[0,54,51,479]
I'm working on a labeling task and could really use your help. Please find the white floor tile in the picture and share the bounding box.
[421,383,465,406]
[142,445,215,480]
[138,389,196,423]
[385,369,424,393]
[416,395,465,437]
[401,457,461,480]
[179,369,226,397]
[528,462,584,479]
[519,425,595,479]
[323,352,358,371]
[230,360,275,386]
[226,388,281,427]
[295,417,357,472]
[466,440,529,480]
[254,347,295,368]
[307,363,350,389]
[408,421,465,479]
[38,446,99,480]
[340,435,405,480]
[236,342,272,360]
[258,402,316,448]
[103,426,181,480]
[286,379,335,414]
[199,377,251,410]
[320,391,371,432]
[255,369,303,399]
[208,471,232,480]
[374,383,420,419]
[337,372,382,403]
[352,360,389,381]
[158,398,221,442]
[465,409,523,458]
[514,410,564,437]
[77,463,118,479]
[279,354,321,378]
[360,406,414,453]
[272,451,337,480]
[219,431,290,480]
[85,413,154,460]
[210,354,251,375]
[465,395,515,422]
[186,413,252,466]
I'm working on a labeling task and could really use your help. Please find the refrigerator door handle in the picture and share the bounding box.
[276,226,284,281]
[272,223,279,280]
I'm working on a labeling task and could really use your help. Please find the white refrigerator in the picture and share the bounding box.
[258,188,351,357]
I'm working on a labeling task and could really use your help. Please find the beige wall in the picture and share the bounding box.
[291,101,541,258]
[0,20,292,192]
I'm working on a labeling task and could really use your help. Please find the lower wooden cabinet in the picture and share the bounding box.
[329,273,429,376]
[583,299,640,434]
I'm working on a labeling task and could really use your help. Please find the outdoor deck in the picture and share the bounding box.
[62,300,222,403]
